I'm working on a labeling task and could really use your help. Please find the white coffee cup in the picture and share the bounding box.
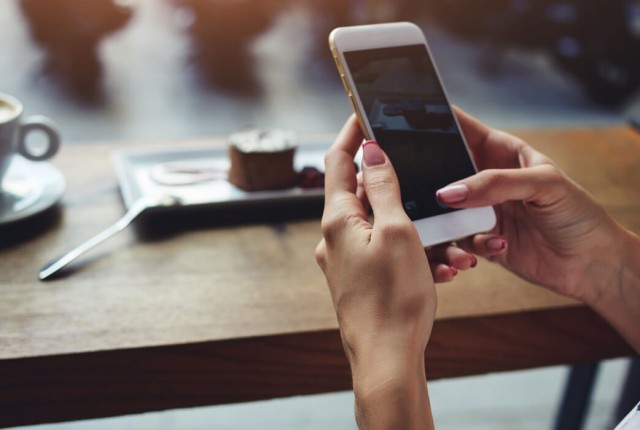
[0,93,60,188]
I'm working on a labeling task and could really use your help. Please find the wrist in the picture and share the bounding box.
[342,327,429,387]
[580,223,640,352]
[338,310,433,370]
[350,348,426,396]
[350,352,432,430]
[580,223,640,307]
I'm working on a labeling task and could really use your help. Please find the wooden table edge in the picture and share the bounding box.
[0,305,633,427]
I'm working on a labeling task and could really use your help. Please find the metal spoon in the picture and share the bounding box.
[39,195,180,281]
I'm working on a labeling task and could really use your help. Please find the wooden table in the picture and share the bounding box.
[1,126,638,427]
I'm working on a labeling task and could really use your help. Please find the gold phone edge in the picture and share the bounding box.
[328,34,373,141]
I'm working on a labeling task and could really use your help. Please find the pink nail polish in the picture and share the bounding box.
[487,237,507,251]
[436,184,469,204]
[470,255,478,268]
[362,140,385,167]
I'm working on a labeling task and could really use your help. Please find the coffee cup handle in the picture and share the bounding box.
[18,116,61,161]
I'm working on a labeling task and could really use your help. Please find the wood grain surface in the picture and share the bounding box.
[1,126,638,426]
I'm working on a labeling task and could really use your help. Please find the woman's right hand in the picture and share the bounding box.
[438,108,637,306]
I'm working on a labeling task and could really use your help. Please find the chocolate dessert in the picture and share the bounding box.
[227,129,297,191]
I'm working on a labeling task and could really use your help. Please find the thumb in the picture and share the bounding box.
[436,164,566,208]
[361,140,408,224]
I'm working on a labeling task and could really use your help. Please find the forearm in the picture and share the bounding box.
[350,353,435,430]
[583,224,640,353]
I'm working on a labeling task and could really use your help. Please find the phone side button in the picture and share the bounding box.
[348,93,358,112]
[340,74,349,92]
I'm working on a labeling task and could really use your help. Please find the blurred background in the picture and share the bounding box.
[2,0,639,429]
[2,0,639,144]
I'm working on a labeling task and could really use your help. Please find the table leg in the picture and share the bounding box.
[553,362,600,430]
[612,357,640,425]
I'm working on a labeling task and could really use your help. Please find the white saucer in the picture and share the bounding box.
[0,156,65,224]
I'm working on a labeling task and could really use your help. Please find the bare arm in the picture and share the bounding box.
[581,224,640,352]
[316,116,436,429]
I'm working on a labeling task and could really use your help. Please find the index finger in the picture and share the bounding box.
[323,114,363,199]
[321,116,368,244]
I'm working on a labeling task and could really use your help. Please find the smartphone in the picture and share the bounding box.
[329,22,496,247]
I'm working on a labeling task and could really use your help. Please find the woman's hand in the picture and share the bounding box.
[353,169,477,283]
[439,108,640,352]
[437,108,622,300]
[316,115,435,429]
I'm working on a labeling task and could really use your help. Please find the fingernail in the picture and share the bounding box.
[436,184,469,204]
[470,255,478,268]
[362,140,385,167]
[487,237,507,251]
[449,266,458,276]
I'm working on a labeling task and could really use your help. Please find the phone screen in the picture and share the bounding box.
[343,44,476,220]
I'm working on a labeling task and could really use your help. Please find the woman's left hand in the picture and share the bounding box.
[316,115,440,429]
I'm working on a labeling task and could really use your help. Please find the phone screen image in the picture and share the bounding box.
[343,44,476,220]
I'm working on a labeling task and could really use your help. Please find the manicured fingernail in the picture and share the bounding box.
[470,255,478,268]
[449,266,458,276]
[436,184,469,204]
[362,140,385,167]
[487,237,507,251]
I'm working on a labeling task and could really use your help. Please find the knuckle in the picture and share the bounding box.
[534,164,568,204]
[323,149,339,168]
[471,170,513,202]
[479,169,507,189]
[366,173,395,193]
[488,169,508,184]
[320,209,361,242]
[537,164,564,183]
[510,135,529,149]
[314,241,327,269]
[378,219,415,241]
